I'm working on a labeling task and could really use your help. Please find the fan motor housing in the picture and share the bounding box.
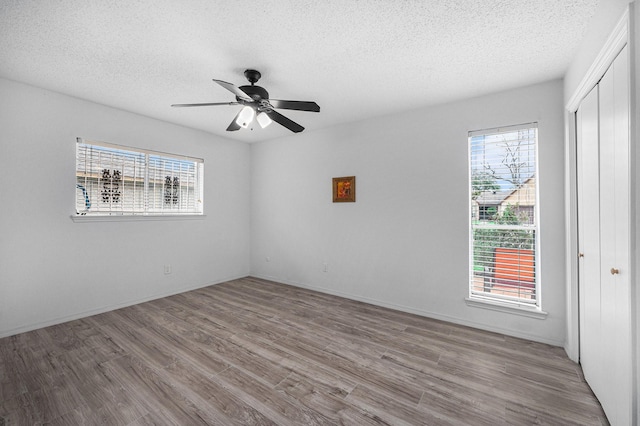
[238,85,269,101]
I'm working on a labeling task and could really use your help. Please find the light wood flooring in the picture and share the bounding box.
[0,277,608,425]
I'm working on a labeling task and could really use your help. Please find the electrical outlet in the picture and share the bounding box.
[323,263,328,272]
[164,264,172,274]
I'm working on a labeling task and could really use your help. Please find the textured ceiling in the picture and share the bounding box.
[0,0,599,143]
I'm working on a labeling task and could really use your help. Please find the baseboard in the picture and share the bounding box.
[3,273,565,347]
[0,274,249,338]
[251,274,565,347]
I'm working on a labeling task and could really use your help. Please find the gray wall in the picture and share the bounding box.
[250,79,567,346]
[0,78,252,337]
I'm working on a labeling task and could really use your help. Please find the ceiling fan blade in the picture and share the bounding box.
[213,79,254,102]
[269,100,320,112]
[266,110,305,133]
[226,109,242,131]
[171,102,239,107]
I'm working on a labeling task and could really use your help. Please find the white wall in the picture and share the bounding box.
[564,0,632,101]
[0,78,251,337]
[251,79,566,346]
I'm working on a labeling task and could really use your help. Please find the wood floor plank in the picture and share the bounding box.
[505,400,606,426]
[0,391,43,425]
[272,334,425,405]
[309,315,398,347]
[103,354,211,425]
[28,372,87,423]
[215,366,336,425]
[417,372,509,425]
[0,344,29,404]
[345,383,454,426]
[100,323,178,370]
[0,277,608,425]
[46,402,131,426]
[182,329,292,387]
[243,336,359,399]
[57,354,149,425]
[159,360,277,425]
[274,372,391,425]
[138,324,231,375]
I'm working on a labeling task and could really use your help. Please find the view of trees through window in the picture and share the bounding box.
[469,124,538,305]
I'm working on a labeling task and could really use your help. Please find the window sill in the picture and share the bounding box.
[465,297,547,319]
[70,214,205,223]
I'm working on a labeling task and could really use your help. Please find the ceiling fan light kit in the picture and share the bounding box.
[171,69,320,134]
[236,106,255,128]
[256,112,272,128]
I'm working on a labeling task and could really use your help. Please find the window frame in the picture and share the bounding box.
[467,123,542,312]
[74,138,204,218]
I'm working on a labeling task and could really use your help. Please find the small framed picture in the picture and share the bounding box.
[333,176,356,202]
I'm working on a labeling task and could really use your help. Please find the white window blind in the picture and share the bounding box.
[76,138,204,216]
[469,123,539,306]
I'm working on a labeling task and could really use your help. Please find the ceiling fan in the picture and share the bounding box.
[171,69,320,133]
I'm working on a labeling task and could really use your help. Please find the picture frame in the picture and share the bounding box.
[332,176,356,202]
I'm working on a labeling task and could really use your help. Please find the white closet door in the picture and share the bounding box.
[597,44,631,426]
[577,44,631,425]
[610,46,631,426]
[576,83,602,395]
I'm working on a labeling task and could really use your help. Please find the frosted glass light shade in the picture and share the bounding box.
[236,106,255,128]
[256,112,272,128]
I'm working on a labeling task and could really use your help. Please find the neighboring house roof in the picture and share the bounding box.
[475,190,512,205]
[475,176,535,206]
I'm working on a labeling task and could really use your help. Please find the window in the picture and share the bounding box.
[76,138,204,216]
[478,205,497,221]
[469,123,539,307]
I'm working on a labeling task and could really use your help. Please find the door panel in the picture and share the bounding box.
[576,84,601,394]
[611,44,631,426]
[577,45,631,425]
[598,53,617,421]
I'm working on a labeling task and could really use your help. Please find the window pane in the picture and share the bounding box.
[76,139,203,216]
[469,124,539,306]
